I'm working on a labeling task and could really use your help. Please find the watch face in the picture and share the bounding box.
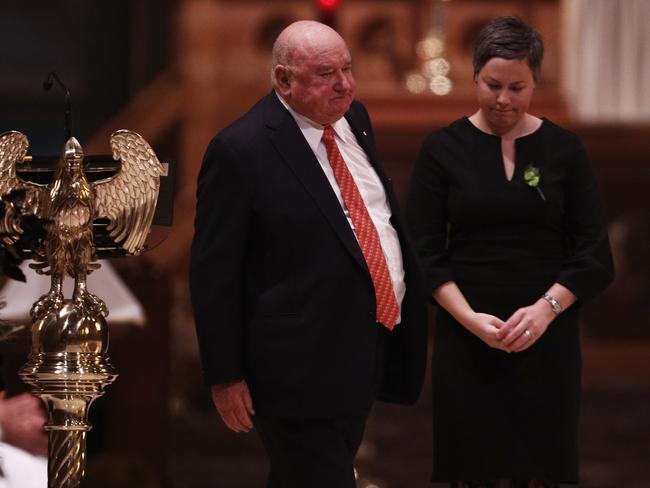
[543,294,562,314]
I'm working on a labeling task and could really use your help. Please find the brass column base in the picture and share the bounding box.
[19,300,117,488]
[48,431,87,488]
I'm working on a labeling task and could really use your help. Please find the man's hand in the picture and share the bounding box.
[0,391,48,456]
[211,380,255,433]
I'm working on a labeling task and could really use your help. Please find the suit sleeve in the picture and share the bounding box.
[556,137,615,302]
[406,134,454,299]
[190,136,252,385]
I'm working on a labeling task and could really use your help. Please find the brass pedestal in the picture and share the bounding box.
[20,300,117,488]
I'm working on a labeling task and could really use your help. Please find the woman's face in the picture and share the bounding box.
[474,57,536,134]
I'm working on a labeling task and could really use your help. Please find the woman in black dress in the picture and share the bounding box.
[407,16,614,488]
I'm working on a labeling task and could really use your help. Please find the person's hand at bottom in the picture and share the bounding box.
[0,391,48,456]
[211,380,255,433]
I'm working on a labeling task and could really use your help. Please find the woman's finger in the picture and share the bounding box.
[497,309,523,340]
[511,328,537,352]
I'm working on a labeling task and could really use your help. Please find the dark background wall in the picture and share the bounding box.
[0,0,173,152]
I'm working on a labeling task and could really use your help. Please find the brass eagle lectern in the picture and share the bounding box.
[0,129,163,488]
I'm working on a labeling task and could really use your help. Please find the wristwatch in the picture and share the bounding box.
[542,293,563,316]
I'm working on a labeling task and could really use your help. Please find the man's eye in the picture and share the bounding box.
[488,84,500,90]
[511,86,523,92]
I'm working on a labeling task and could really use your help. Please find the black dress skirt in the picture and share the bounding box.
[406,117,614,483]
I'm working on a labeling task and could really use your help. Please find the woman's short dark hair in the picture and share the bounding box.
[473,16,544,82]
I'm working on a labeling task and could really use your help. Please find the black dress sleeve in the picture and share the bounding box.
[406,133,454,298]
[557,136,615,302]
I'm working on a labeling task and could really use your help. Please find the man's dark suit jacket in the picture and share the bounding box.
[190,91,427,419]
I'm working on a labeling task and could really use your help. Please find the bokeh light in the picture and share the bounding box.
[316,0,341,12]
[416,36,444,59]
[429,75,453,96]
[423,57,450,77]
[404,72,428,94]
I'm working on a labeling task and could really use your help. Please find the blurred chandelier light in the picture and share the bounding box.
[404,0,453,95]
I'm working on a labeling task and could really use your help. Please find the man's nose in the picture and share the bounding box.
[335,72,352,91]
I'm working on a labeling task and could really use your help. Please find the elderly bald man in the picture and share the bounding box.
[190,20,427,487]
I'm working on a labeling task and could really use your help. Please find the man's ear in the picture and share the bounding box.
[273,65,291,96]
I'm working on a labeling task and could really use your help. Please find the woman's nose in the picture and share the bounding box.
[496,89,509,105]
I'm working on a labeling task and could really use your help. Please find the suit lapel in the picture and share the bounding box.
[346,109,381,171]
[345,107,405,235]
[264,93,367,271]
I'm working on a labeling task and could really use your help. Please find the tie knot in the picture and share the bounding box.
[322,125,335,144]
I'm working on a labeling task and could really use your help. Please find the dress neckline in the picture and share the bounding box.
[462,116,547,142]
[459,116,547,184]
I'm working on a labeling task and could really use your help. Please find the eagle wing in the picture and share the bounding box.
[94,130,163,254]
[0,131,41,240]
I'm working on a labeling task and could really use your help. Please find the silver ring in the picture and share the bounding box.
[524,329,532,339]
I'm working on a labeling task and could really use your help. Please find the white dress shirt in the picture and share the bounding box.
[276,93,406,319]
[0,441,47,488]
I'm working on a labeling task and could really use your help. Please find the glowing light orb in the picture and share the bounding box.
[405,72,428,94]
[429,75,453,95]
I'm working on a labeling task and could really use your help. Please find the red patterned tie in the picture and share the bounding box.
[321,125,399,330]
